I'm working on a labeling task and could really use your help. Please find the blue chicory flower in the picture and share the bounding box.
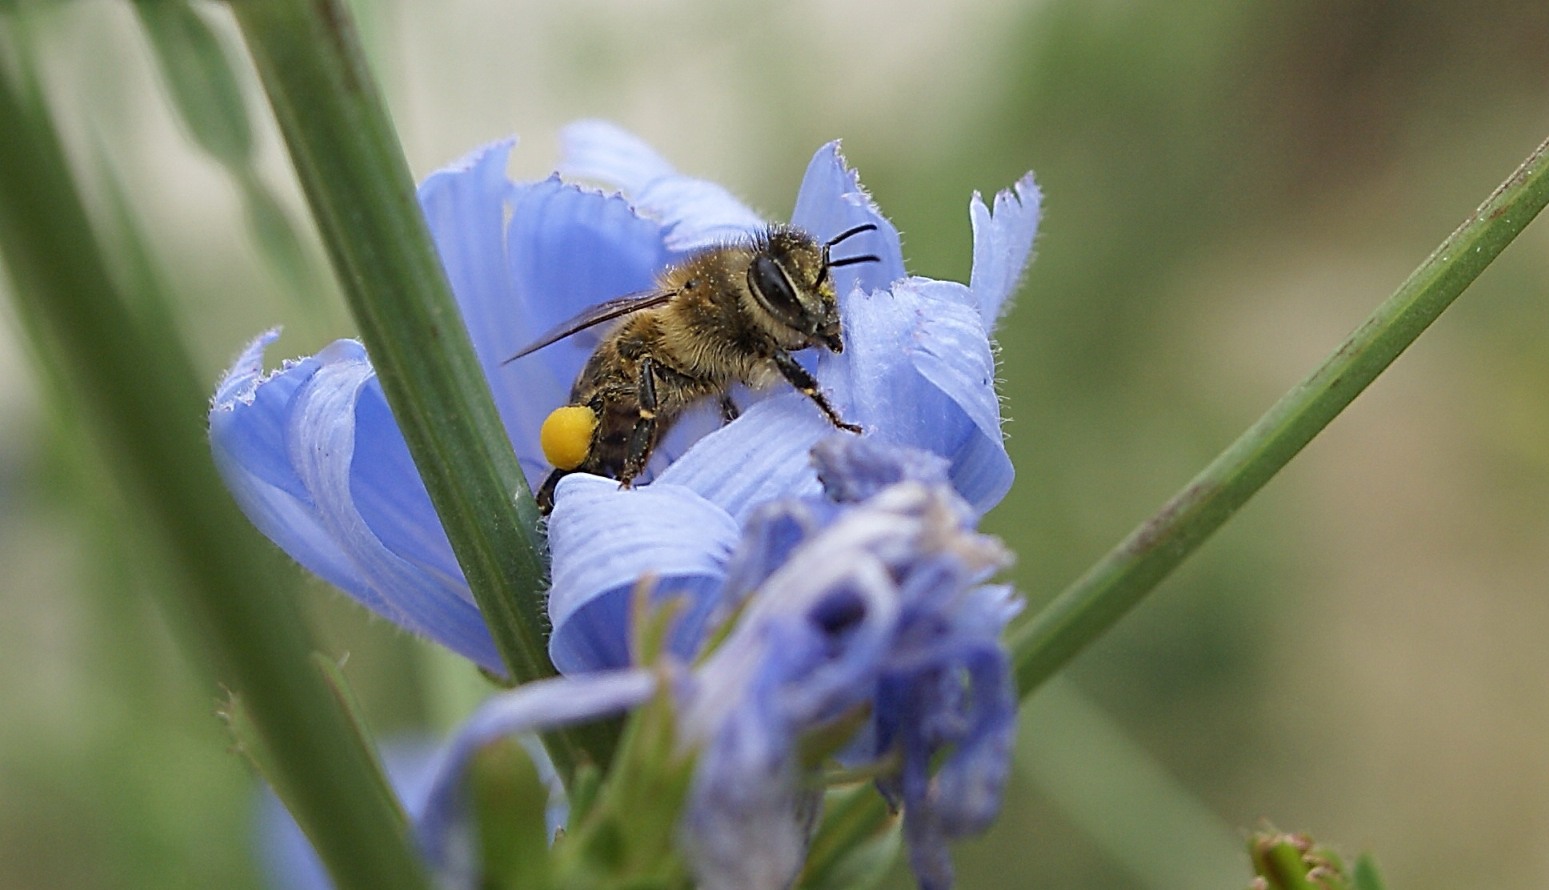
[416,436,1020,890]
[208,119,1039,677]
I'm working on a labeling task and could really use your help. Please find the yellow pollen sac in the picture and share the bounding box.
[540,405,598,470]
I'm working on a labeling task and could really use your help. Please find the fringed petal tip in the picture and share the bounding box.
[969,171,1042,326]
[427,136,517,181]
[791,141,908,294]
[211,327,284,411]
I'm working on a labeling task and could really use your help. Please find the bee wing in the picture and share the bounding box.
[502,289,678,364]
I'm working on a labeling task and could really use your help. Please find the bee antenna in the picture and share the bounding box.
[826,253,880,269]
[825,223,878,248]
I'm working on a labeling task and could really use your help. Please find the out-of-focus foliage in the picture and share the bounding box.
[1,1,1547,888]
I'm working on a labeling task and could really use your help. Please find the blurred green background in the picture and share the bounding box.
[3,0,1549,887]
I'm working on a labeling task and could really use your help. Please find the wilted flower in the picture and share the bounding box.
[208,120,1038,674]
[418,437,1021,890]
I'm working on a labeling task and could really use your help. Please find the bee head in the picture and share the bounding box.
[746,225,880,353]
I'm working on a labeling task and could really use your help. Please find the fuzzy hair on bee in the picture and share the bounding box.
[503,223,881,513]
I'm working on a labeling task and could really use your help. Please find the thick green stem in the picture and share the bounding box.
[223,0,613,777]
[1011,133,1549,697]
[0,56,429,890]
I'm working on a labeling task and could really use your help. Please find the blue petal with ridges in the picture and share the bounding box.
[656,394,831,523]
[419,140,678,486]
[546,475,741,674]
[558,119,764,251]
[494,176,676,478]
[818,278,1013,514]
[211,332,373,603]
[210,332,502,672]
[419,138,521,383]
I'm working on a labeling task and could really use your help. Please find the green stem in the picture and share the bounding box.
[0,53,429,890]
[223,0,612,777]
[1011,133,1549,697]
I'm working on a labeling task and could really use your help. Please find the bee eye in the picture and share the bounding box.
[747,254,806,325]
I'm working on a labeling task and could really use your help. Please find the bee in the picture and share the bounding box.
[504,223,881,513]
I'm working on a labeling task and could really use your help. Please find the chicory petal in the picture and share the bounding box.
[210,332,502,672]
[546,475,741,673]
[789,141,907,296]
[819,279,1013,514]
[968,173,1042,327]
[558,119,764,251]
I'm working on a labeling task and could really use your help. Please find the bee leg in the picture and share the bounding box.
[536,467,568,515]
[771,350,861,434]
[620,356,660,487]
[719,395,740,425]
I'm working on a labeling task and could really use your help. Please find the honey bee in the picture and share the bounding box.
[504,223,880,513]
